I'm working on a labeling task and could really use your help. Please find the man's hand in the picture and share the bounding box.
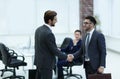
[58,48,61,51]
[98,66,104,73]
[67,54,74,62]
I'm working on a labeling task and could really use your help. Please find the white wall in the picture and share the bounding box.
[0,0,36,35]
[94,0,120,53]
[94,0,120,38]
[105,36,120,53]
[94,0,111,35]
[0,0,79,48]
[0,0,79,35]
[36,0,79,34]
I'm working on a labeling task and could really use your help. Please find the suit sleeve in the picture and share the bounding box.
[46,33,67,60]
[98,33,106,68]
[73,43,84,59]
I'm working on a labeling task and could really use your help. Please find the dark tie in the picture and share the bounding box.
[85,33,90,61]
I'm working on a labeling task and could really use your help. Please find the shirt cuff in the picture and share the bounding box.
[100,66,104,68]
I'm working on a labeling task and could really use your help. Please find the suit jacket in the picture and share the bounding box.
[74,30,106,70]
[61,39,82,62]
[34,25,67,69]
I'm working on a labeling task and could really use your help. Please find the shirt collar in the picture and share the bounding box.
[87,28,95,35]
[44,24,52,30]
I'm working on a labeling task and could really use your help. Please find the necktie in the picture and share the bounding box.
[85,33,90,60]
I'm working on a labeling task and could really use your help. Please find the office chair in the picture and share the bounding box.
[54,37,72,75]
[60,37,83,79]
[0,46,13,77]
[0,43,27,79]
[60,37,72,50]
[63,59,83,79]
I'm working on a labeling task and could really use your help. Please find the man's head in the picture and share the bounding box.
[74,30,82,40]
[83,16,97,32]
[44,10,57,27]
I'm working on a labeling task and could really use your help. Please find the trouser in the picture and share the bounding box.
[57,59,68,79]
[35,67,52,79]
[84,61,97,79]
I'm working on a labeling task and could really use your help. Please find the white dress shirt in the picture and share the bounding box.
[87,28,95,43]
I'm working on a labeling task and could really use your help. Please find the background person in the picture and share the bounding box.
[57,30,82,79]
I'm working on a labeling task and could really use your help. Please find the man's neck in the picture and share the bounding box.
[45,24,52,30]
[45,23,51,27]
[87,27,94,33]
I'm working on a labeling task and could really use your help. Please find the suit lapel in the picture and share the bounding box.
[82,30,96,50]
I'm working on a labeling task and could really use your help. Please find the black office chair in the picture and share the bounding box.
[60,37,83,79]
[0,43,27,79]
[60,37,72,50]
[54,37,72,75]
[63,58,83,79]
[0,45,13,77]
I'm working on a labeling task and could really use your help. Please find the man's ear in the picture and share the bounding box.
[48,19,52,23]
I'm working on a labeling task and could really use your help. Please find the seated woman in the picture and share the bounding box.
[57,30,82,79]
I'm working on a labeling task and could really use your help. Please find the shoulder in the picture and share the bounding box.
[36,25,52,33]
[35,25,44,32]
[93,30,105,41]
[94,30,104,37]
[77,39,82,45]
[77,39,82,44]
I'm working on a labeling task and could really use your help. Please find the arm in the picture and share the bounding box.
[61,45,70,52]
[61,38,73,52]
[46,33,67,60]
[73,45,83,60]
[97,33,106,73]
[73,41,84,64]
[98,33,106,68]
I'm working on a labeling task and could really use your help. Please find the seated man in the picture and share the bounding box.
[57,30,82,79]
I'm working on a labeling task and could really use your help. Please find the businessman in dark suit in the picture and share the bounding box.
[73,16,106,79]
[34,10,74,79]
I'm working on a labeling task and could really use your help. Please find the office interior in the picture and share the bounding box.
[0,0,120,79]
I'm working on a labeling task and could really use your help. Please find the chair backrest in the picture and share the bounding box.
[60,37,72,49]
[0,43,11,65]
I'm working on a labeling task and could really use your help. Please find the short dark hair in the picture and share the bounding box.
[74,30,82,35]
[85,16,97,25]
[44,10,57,24]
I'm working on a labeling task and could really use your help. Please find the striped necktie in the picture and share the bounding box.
[85,33,90,61]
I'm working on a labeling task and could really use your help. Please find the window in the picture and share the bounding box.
[36,0,79,34]
[94,0,120,38]
[0,0,79,35]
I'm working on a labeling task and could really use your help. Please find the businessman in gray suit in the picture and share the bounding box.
[73,16,106,79]
[34,10,74,79]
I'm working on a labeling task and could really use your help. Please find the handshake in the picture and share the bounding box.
[67,54,74,62]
